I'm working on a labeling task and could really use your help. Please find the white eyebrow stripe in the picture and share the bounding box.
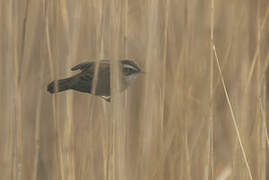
[123,64,137,70]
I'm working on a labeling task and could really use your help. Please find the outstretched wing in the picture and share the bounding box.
[71,61,95,71]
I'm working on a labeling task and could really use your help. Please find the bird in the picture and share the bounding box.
[47,59,144,102]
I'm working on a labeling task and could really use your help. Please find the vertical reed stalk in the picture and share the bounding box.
[12,1,23,180]
[208,0,215,179]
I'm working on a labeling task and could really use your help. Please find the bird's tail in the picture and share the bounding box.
[47,77,73,93]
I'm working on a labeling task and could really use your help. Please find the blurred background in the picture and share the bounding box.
[1,0,269,179]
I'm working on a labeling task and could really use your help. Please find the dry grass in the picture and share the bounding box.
[1,0,269,179]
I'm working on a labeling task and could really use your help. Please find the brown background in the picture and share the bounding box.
[1,0,269,179]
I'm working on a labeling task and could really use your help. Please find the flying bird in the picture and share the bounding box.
[47,59,144,102]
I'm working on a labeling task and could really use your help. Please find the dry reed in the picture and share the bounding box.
[1,0,269,180]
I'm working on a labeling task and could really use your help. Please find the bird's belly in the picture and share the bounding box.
[71,83,92,93]
[71,80,110,96]
[94,79,110,96]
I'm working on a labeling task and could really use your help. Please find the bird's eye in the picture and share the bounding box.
[123,64,138,75]
[126,68,133,72]
[123,67,136,75]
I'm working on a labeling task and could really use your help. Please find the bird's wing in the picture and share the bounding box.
[71,61,95,71]
[71,60,110,71]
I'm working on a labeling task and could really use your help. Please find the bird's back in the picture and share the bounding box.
[70,62,111,96]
